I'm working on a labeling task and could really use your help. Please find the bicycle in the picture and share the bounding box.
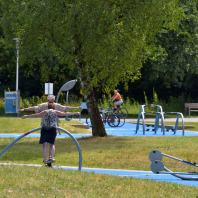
[86,108,125,127]
[108,101,128,118]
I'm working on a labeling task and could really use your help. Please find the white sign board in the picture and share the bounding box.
[45,83,53,95]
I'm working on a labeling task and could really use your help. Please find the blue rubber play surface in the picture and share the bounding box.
[56,166,198,188]
[84,122,198,137]
[0,122,198,138]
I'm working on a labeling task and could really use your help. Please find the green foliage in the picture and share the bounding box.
[153,88,159,105]
[0,98,4,115]
[158,94,186,112]
[0,0,185,94]
[0,94,194,117]
[143,91,148,105]
[141,1,198,88]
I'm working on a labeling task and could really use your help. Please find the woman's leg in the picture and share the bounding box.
[113,102,117,108]
[49,144,55,160]
[43,142,48,162]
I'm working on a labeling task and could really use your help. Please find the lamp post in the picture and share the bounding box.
[13,38,19,91]
[13,38,20,116]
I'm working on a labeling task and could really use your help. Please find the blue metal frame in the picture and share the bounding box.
[136,104,185,136]
[135,104,165,135]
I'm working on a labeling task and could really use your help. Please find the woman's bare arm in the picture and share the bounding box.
[56,111,80,117]
[22,110,47,119]
[65,106,82,110]
[19,107,36,112]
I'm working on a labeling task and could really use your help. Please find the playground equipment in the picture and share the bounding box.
[163,112,184,135]
[136,104,165,135]
[135,104,185,136]
[55,79,78,134]
[0,127,82,171]
[149,150,198,180]
[56,79,77,106]
[56,79,77,121]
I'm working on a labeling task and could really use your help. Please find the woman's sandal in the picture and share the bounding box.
[47,158,55,163]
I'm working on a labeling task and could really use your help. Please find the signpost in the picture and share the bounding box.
[45,83,53,95]
[6,38,21,116]
[5,91,20,114]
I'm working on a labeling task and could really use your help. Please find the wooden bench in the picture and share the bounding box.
[185,103,198,117]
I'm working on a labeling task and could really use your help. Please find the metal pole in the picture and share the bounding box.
[66,90,69,121]
[16,41,19,91]
[13,38,19,91]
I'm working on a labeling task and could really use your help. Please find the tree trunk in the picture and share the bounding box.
[79,68,107,137]
[85,87,107,137]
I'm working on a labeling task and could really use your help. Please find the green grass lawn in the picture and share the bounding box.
[0,118,91,134]
[0,118,198,197]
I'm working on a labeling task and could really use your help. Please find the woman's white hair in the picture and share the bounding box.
[47,95,55,101]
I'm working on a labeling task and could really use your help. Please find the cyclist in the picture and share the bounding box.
[109,90,123,113]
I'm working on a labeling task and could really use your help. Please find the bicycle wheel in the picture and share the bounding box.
[118,106,128,118]
[107,114,120,127]
[86,116,92,127]
[116,114,125,127]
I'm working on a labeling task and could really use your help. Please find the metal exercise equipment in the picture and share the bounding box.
[135,104,165,135]
[56,79,77,121]
[56,80,77,104]
[55,79,78,134]
[135,104,185,136]
[0,127,82,171]
[149,150,198,180]
[163,112,185,136]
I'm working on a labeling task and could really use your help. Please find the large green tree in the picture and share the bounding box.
[131,0,198,101]
[1,0,185,136]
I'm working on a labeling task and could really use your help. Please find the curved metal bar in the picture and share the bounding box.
[56,127,82,171]
[136,104,165,135]
[164,166,198,180]
[160,114,165,135]
[56,119,61,135]
[0,127,41,157]
[163,112,185,136]
[0,127,82,171]
[143,112,165,135]
[136,105,143,132]
[142,112,145,135]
